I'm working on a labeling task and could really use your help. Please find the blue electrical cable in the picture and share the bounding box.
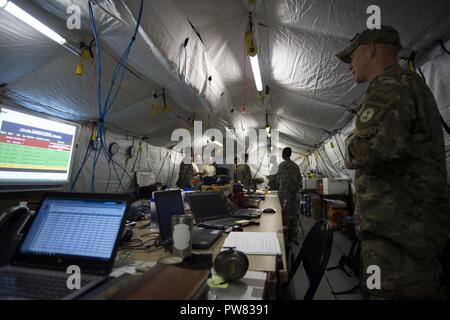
[98,138,133,192]
[88,2,102,116]
[70,124,96,191]
[86,0,144,192]
[99,132,129,193]
[102,0,143,118]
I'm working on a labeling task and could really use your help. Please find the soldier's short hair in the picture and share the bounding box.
[282,147,292,158]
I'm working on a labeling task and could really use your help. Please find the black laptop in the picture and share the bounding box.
[186,192,258,229]
[154,190,222,250]
[0,192,130,300]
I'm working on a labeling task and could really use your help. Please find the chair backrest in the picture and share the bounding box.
[286,219,333,300]
[216,167,229,176]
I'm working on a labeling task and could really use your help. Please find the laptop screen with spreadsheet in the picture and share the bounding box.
[12,193,130,274]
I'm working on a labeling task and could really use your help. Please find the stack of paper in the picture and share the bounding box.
[222,232,281,255]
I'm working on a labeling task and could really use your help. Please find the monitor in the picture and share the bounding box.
[186,192,230,221]
[0,106,79,190]
[154,190,185,242]
[12,192,131,274]
[19,196,128,259]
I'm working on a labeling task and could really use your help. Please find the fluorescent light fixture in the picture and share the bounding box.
[210,136,223,147]
[249,54,263,92]
[2,1,66,45]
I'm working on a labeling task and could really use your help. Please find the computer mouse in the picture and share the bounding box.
[232,225,243,232]
[263,208,276,214]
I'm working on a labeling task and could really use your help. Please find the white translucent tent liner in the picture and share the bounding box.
[0,0,449,192]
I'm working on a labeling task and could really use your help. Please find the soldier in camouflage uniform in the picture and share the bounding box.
[277,147,302,241]
[232,154,255,192]
[267,155,280,190]
[336,25,449,299]
[176,154,194,189]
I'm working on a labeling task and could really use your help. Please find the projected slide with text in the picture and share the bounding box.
[0,121,74,173]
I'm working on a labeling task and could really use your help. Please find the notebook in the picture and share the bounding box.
[186,192,254,229]
[154,190,222,250]
[0,192,131,300]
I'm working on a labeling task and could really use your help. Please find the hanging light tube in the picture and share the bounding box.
[210,136,223,147]
[249,54,263,92]
[2,0,66,44]
[1,0,80,55]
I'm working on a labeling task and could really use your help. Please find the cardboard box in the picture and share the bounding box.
[322,178,349,195]
[305,178,322,190]
[200,184,233,194]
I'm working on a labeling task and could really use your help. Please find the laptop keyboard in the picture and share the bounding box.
[192,227,202,240]
[191,227,222,249]
[0,269,91,300]
[192,227,213,241]
[233,209,261,218]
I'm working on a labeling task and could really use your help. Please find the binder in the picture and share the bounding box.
[108,264,209,300]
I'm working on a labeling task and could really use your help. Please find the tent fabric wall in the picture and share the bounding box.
[68,123,181,193]
[304,40,450,184]
[175,0,450,154]
[1,1,449,191]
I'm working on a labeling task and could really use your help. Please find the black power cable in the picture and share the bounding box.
[314,148,333,178]
[322,145,340,174]
[115,137,139,193]
[253,146,268,179]
[155,150,171,182]
[70,124,96,191]
[317,147,337,178]
[335,135,346,160]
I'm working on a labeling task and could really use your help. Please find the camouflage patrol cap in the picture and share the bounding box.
[336,25,402,63]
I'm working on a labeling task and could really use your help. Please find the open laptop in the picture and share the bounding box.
[186,192,259,230]
[218,191,261,219]
[0,192,130,300]
[154,190,222,250]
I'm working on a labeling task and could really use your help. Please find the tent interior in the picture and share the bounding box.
[0,0,450,302]
[1,0,449,194]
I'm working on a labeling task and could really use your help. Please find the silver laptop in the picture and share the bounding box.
[0,192,130,300]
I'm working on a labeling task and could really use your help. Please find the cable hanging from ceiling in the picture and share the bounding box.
[70,0,144,192]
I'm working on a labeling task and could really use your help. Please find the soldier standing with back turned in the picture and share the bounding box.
[277,147,302,241]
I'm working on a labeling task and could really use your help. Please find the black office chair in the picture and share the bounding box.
[279,219,333,300]
[326,239,361,295]
[215,167,229,176]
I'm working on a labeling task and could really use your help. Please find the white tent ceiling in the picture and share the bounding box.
[1,0,450,155]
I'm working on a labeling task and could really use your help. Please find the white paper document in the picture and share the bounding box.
[222,232,281,255]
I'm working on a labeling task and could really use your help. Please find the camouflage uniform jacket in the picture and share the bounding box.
[235,164,254,190]
[345,63,449,259]
[176,163,194,188]
[277,159,302,199]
